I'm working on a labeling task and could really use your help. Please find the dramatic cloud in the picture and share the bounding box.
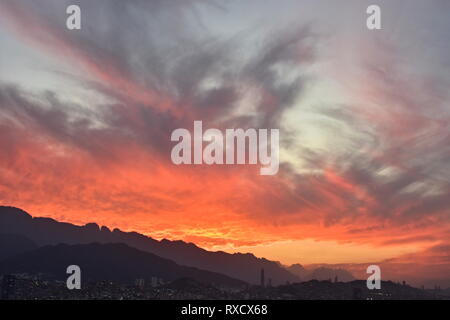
[0,0,449,285]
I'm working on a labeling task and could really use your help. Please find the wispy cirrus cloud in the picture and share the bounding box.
[0,0,449,285]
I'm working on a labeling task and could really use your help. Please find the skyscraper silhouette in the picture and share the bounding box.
[260,268,265,287]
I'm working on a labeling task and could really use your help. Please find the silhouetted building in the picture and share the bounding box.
[134,278,145,289]
[260,269,265,287]
[151,277,159,288]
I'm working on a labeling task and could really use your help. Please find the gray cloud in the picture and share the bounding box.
[0,0,449,252]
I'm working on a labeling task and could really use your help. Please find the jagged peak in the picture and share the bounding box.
[0,206,32,218]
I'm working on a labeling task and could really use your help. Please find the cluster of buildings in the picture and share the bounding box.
[1,272,448,300]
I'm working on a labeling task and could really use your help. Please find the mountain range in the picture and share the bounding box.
[287,264,355,282]
[0,242,245,287]
[0,206,355,285]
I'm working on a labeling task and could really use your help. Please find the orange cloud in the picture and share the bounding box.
[0,0,449,287]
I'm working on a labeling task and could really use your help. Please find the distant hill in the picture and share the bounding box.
[287,264,355,282]
[272,280,436,300]
[308,267,355,282]
[0,206,299,285]
[0,242,245,287]
[0,233,38,260]
[286,264,309,279]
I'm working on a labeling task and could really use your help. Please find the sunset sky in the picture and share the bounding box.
[1,0,449,285]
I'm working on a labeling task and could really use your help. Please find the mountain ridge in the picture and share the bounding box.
[0,242,246,287]
[0,206,299,285]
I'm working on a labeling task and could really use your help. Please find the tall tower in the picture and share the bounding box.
[260,268,265,287]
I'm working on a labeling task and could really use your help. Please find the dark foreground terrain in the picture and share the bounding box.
[1,274,449,300]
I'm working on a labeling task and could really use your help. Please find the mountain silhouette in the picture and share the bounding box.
[287,264,355,282]
[0,206,299,285]
[308,267,355,282]
[0,242,245,287]
[286,264,309,279]
[0,233,37,260]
